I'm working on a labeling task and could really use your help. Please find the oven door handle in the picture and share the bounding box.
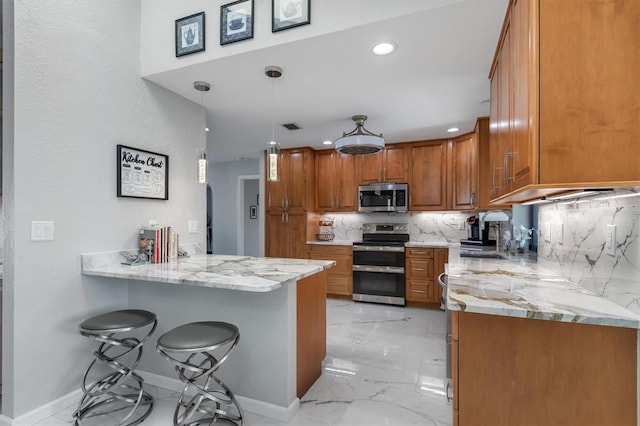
[353,265,405,274]
[353,246,405,253]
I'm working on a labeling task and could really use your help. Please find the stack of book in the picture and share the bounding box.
[139,226,179,264]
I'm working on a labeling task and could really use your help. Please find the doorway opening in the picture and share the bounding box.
[236,175,260,256]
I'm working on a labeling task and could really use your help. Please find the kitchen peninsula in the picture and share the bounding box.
[80,250,334,421]
[446,253,640,425]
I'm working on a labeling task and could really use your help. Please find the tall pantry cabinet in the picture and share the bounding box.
[265,148,317,259]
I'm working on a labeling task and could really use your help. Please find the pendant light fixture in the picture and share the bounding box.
[194,80,211,184]
[335,115,385,155]
[265,66,282,181]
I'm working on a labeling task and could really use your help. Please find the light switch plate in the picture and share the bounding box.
[606,224,616,256]
[31,221,55,241]
[188,220,198,233]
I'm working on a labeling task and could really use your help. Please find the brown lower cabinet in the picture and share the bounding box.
[307,244,352,297]
[406,247,448,308]
[452,311,637,425]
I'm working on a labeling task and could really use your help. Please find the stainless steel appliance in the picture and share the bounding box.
[358,183,408,213]
[352,223,409,306]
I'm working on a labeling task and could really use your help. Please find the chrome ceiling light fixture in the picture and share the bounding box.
[335,115,385,155]
[194,80,211,184]
[265,66,282,181]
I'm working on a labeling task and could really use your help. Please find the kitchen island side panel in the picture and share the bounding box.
[127,279,297,409]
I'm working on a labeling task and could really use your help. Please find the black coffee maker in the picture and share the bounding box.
[461,216,494,246]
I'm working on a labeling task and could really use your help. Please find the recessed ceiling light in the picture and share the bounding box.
[205,127,210,132]
[372,42,396,55]
[323,140,333,145]
[447,127,460,133]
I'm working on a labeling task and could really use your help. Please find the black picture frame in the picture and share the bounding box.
[272,0,310,32]
[220,0,254,45]
[249,205,258,219]
[117,145,169,200]
[175,12,206,57]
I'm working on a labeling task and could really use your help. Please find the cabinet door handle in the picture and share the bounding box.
[504,148,516,185]
[413,289,427,293]
[446,381,452,402]
[285,212,289,224]
[281,213,285,224]
[285,196,289,209]
[471,191,476,208]
[414,268,428,271]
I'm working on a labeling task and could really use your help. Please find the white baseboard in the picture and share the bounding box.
[140,370,300,422]
[0,389,83,426]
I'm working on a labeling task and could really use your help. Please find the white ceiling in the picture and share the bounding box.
[145,0,508,163]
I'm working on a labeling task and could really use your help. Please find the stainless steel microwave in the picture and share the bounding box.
[358,183,408,213]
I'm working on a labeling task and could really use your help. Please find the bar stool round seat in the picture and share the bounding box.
[74,309,157,426]
[157,321,244,426]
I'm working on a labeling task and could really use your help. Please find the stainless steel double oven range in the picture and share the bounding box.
[352,223,409,306]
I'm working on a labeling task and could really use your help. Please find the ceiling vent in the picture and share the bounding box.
[281,122,302,131]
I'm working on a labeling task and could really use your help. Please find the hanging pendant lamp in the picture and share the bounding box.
[194,80,211,183]
[265,66,282,181]
[335,115,385,155]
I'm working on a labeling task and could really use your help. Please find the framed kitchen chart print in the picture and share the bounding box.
[175,12,205,57]
[117,145,169,200]
[272,0,310,32]
[220,0,254,45]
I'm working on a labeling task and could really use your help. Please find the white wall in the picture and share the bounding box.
[4,0,206,418]
[209,159,260,254]
[140,0,450,77]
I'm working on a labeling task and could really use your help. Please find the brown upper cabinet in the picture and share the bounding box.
[489,0,640,204]
[451,132,478,211]
[315,149,358,212]
[265,147,315,212]
[357,144,409,184]
[409,139,450,211]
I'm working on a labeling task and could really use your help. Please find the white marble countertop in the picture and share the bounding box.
[405,241,452,248]
[306,240,355,246]
[446,249,640,328]
[81,251,335,292]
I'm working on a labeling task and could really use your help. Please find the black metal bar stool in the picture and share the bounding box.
[74,309,157,425]
[157,321,244,426]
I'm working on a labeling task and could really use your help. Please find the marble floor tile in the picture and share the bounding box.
[44,299,451,426]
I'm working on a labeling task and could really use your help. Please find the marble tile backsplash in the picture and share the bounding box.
[321,212,472,243]
[537,190,640,314]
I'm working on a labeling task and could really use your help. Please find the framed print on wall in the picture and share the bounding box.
[272,0,310,32]
[175,12,206,57]
[220,0,254,45]
[117,145,169,200]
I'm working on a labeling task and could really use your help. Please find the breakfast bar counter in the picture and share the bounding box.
[80,250,335,422]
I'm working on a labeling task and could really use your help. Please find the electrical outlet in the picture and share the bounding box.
[458,221,466,231]
[606,224,616,256]
[188,220,199,233]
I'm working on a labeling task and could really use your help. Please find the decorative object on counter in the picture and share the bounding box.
[272,0,310,32]
[514,225,534,252]
[175,11,205,57]
[316,218,334,240]
[265,65,283,181]
[74,309,157,425]
[249,205,257,219]
[139,226,179,264]
[157,322,244,425]
[117,145,169,200]
[220,0,254,45]
[335,115,385,155]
